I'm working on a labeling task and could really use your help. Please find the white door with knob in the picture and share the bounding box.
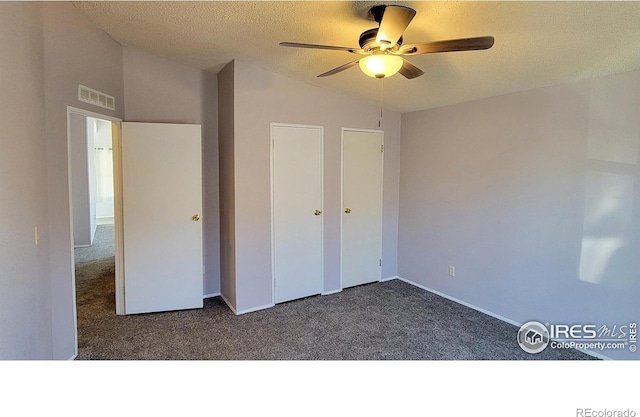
[271,124,323,303]
[342,129,383,289]
[121,122,203,314]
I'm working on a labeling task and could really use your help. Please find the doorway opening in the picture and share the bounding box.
[67,106,122,358]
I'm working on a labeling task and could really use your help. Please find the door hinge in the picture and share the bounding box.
[381,144,384,152]
[379,259,382,266]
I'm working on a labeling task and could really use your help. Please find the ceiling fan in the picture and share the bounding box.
[280,5,494,79]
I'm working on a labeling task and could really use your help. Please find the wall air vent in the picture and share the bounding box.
[78,84,115,111]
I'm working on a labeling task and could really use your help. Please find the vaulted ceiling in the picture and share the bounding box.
[73,1,640,113]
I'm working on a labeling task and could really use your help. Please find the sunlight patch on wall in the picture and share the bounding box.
[579,168,635,287]
[579,75,639,288]
[579,236,625,284]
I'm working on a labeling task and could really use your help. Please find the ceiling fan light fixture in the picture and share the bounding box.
[281,5,493,80]
[358,54,403,78]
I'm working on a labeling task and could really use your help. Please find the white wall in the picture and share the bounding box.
[43,1,125,359]
[224,60,402,312]
[93,118,114,219]
[399,70,640,360]
[86,118,97,239]
[123,47,220,296]
[0,2,53,359]
[70,113,93,246]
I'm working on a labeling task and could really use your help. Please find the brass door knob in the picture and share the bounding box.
[314,210,322,216]
[344,208,352,214]
[192,214,201,221]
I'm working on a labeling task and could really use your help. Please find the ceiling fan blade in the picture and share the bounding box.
[280,42,363,54]
[317,59,360,77]
[376,5,416,47]
[399,36,495,55]
[399,59,424,79]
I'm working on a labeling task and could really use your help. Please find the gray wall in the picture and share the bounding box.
[202,70,220,296]
[399,70,640,360]
[123,47,202,123]
[43,1,125,359]
[217,61,236,308]
[0,2,53,360]
[123,47,220,295]
[3,4,221,359]
[9,0,633,361]
[231,60,401,312]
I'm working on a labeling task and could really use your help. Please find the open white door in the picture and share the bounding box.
[121,122,203,314]
[342,129,383,288]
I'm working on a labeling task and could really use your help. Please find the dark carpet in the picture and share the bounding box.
[75,225,594,360]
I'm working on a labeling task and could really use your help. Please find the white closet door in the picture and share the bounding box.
[121,122,203,314]
[342,129,383,288]
[272,124,323,303]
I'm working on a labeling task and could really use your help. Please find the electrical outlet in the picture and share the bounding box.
[34,226,39,245]
[448,265,455,277]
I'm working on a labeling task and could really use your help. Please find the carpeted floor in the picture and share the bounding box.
[75,225,594,360]
[74,223,115,263]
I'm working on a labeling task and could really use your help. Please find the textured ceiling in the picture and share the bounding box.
[73,1,640,113]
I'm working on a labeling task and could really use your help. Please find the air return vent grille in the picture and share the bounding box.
[78,85,115,111]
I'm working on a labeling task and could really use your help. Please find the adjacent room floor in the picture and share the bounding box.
[74,225,594,360]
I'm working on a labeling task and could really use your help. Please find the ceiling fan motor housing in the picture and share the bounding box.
[359,28,403,51]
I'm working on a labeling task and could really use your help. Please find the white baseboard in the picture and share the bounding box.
[74,244,91,249]
[396,276,609,360]
[203,292,220,299]
[322,289,342,296]
[220,293,274,315]
[236,303,275,315]
[220,293,236,314]
[380,276,399,282]
[396,276,521,327]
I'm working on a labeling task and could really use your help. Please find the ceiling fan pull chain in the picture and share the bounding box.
[379,78,384,128]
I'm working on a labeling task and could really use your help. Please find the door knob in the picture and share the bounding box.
[314,210,322,216]
[344,208,352,214]
[192,214,201,221]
